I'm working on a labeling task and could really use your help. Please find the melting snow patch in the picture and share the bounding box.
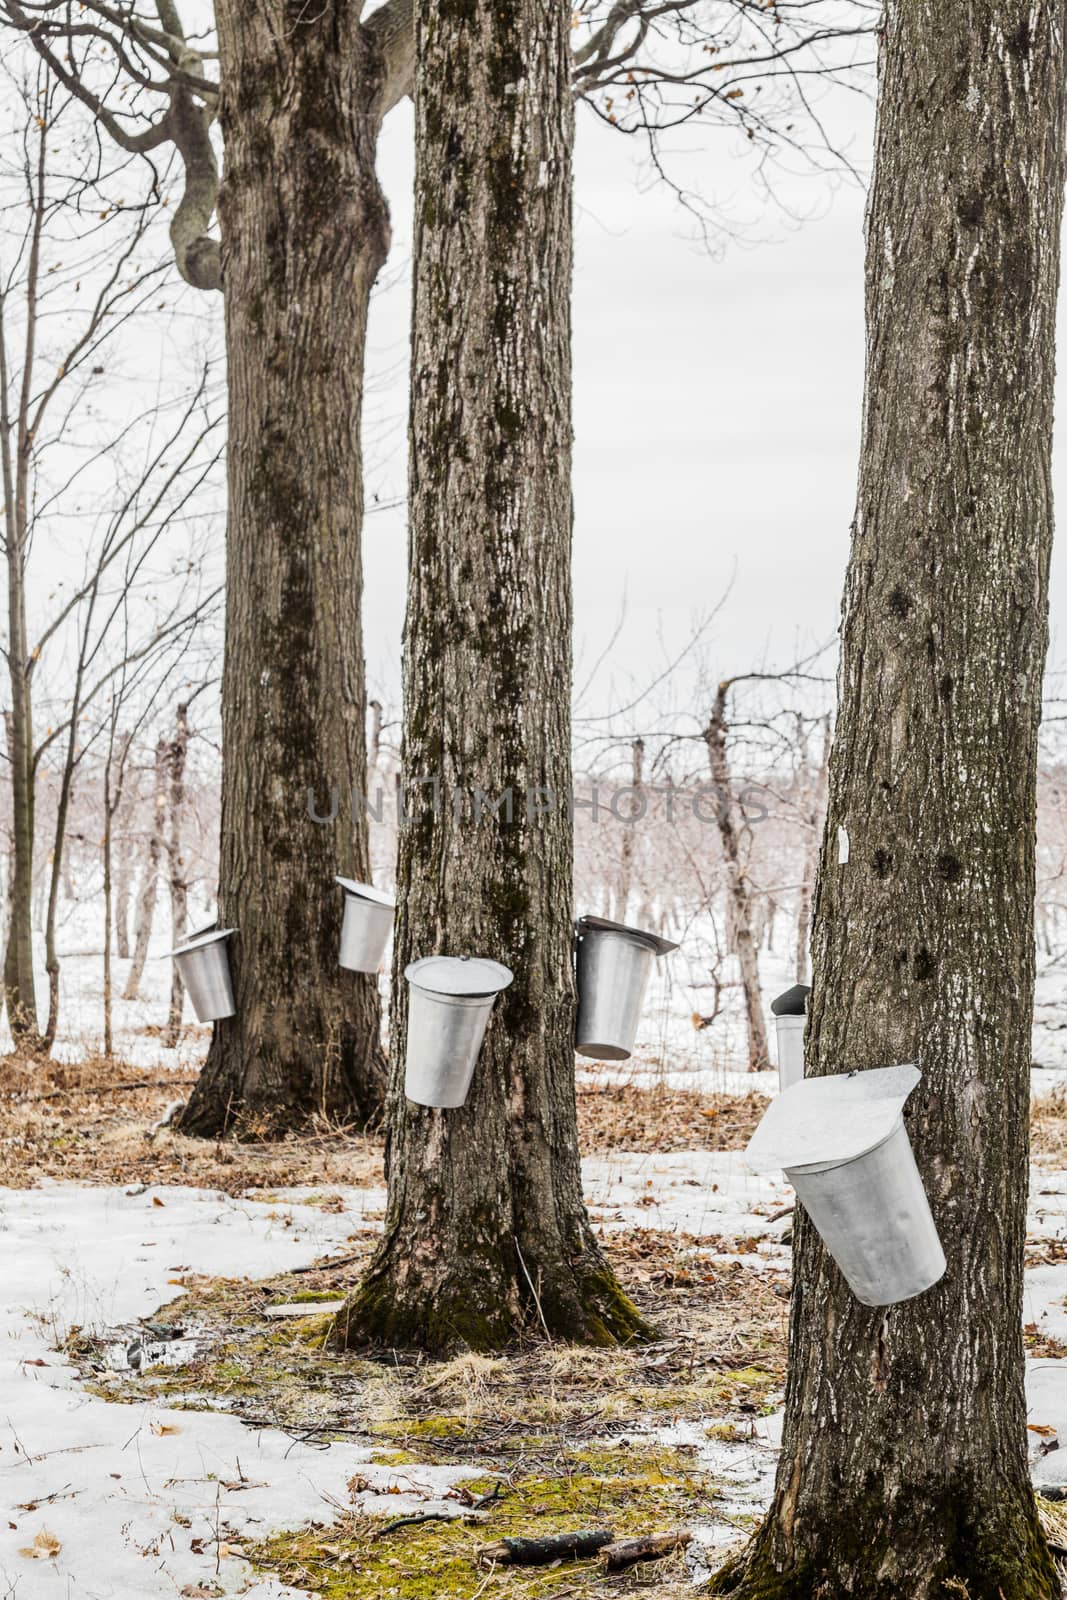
[0,1182,477,1598]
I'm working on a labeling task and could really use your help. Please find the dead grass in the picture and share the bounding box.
[4,1046,1064,1178]
[72,1223,788,1460]
[0,1053,766,1190]
[575,1082,765,1153]
[1033,1088,1067,1165]
[247,1451,712,1600]
[0,1051,382,1192]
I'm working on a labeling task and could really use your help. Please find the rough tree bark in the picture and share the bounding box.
[704,684,769,1071]
[333,0,648,1352]
[177,0,401,1134]
[713,2,1066,1595]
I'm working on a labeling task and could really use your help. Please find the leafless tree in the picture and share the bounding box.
[0,0,873,1118]
[123,737,167,1004]
[613,736,644,922]
[792,709,830,981]
[334,0,649,1353]
[162,698,192,1046]
[0,70,222,1051]
[702,678,778,1069]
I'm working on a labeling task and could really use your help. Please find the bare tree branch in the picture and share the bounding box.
[365,0,415,116]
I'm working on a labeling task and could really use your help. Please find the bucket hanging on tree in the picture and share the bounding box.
[745,1062,946,1306]
[771,983,810,1090]
[403,955,513,1108]
[336,877,395,974]
[574,915,678,1061]
[164,927,237,1023]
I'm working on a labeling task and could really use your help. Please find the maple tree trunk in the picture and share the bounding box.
[714,1,1065,1594]
[178,0,391,1134]
[334,0,646,1352]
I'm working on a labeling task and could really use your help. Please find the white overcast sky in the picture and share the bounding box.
[13,57,1067,734]
[361,86,1067,724]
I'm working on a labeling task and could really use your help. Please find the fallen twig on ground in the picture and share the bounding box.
[477,1530,613,1567]
[378,1512,481,1537]
[290,1253,362,1275]
[453,1483,507,1511]
[600,1530,692,1571]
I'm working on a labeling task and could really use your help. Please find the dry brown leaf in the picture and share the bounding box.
[19,1528,61,1560]
[150,1420,182,1436]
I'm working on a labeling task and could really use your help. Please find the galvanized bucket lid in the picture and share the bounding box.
[335,875,396,909]
[772,983,811,1016]
[575,914,678,957]
[745,1062,921,1174]
[163,927,236,959]
[405,955,514,997]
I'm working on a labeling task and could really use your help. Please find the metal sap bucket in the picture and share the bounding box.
[164,926,237,1023]
[746,1063,946,1307]
[574,915,678,1061]
[336,876,395,973]
[403,955,514,1108]
[771,983,810,1090]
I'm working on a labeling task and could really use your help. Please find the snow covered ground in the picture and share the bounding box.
[0,1185,477,1598]
[3,1150,1067,1596]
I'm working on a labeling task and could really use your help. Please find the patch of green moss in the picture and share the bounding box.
[369,1447,421,1467]
[247,1443,712,1599]
[271,1289,346,1305]
[374,1414,470,1441]
[69,1266,775,1497]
